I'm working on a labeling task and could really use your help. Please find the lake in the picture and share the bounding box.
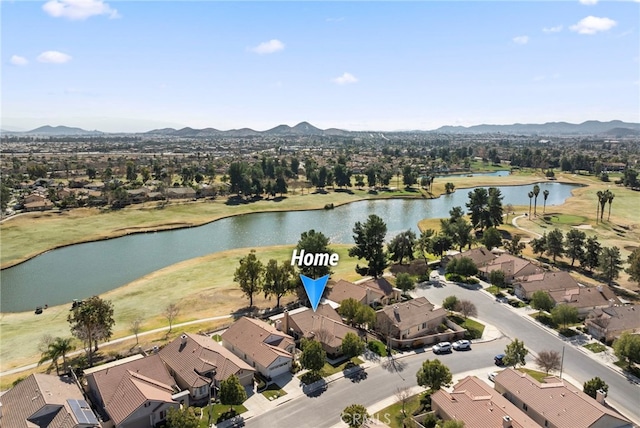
[0,182,577,312]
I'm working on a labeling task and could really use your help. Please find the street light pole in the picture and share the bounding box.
[559,346,565,379]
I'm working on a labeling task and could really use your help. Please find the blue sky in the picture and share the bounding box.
[2,1,639,132]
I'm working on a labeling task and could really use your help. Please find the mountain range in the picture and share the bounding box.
[3,120,639,137]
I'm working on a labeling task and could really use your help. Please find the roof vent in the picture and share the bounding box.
[502,415,512,428]
[181,334,188,344]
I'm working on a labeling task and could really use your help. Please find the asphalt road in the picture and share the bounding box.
[246,339,509,428]
[412,280,640,422]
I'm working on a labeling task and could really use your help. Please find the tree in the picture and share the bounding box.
[551,304,579,329]
[296,229,334,279]
[613,332,640,369]
[564,229,586,266]
[545,228,564,263]
[503,338,528,368]
[388,230,416,265]
[598,246,623,285]
[428,233,453,258]
[442,295,459,311]
[338,298,361,325]
[487,187,504,227]
[598,190,611,222]
[166,407,199,428]
[583,377,609,399]
[353,305,376,329]
[341,404,369,428]
[530,234,547,257]
[626,248,640,285]
[444,182,455,194]
[489,269,506,289]
[228,161,250,195]
[542,189,550,214]
[416,229,435,265]
[263,259,296,308]
[482,227,502,250]
[530,290,555,313]
[38,337,75,375]
[234,249,264,308]
[416,359,452,391]
[534,350,561,374]
[581,236,602,271]
[454,257,478,277]
[528,191,534,218]
[402,165,418,187]
[130,316,143,345]
[395,272,415,294]
[164,303,180,333]
[504,235,526,256]
[341,332,365,358]
[0,183,11,213]
[395,386,412,417]
[68,296,115,366]
[349,214,388,278]
[219,374,247,413]
[455,300,477,319]
[466,188,490,231]
[533,184,540,216]
[300,339,326,374]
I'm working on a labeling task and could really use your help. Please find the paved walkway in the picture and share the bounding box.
[512,214,542,239]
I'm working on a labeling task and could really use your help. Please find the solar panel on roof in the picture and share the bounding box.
[67,399,99,425]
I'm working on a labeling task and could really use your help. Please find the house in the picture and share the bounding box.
[513,271,580,300]
[585,305,640,342]
[282,305,362,358]
[165,187,196,199]
[22,193,54,211]
[159,333,255,402]
[84,354,181,428]
[443,246,496,268]
[478,254,544,283]
[325,279,387,306]
[548,286,620,318]
[0,373,99,428]
[431,375,540,428]
[126,187,151,204]
[375,297,451,346]
[222,317,295,379]
[494,368,632,428]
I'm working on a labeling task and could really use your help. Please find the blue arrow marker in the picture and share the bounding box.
[300,274,329,312]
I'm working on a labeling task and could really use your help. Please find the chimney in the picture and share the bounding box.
[283,310,289,332]
[181,334,188,345]
[596,389,607,404]
[393,305,400,320]
[502,415,512,428]
[366,287,372,305]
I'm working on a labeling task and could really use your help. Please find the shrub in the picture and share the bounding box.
[437,323,448,333]
[463,277,479,285]
[367,340,387,357]
[464,327,483,340]
[445,273,464,282]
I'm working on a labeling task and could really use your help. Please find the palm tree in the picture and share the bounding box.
[542,189,549,214]
[599,190,610,222]
[533,184,540,216]
[596,190,603,224]
[528,191,534,218]
[38,337,75,375]
[607,191,615,221]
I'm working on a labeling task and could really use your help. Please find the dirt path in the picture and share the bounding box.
[512,214,542,240]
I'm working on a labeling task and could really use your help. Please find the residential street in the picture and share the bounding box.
[245,339,509,428]
[412,279,640,423]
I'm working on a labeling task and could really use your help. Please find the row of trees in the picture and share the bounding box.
[529,229,623,284]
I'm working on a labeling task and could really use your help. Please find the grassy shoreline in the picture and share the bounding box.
[0,172,575,269]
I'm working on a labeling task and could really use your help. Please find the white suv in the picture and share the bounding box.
[432,341,452,354]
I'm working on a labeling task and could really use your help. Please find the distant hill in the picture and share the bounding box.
[23,125,103,136]
[433,120,640,135]
[145,121,347,138]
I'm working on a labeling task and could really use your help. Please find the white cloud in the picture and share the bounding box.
[513,35,530,45]
[249,39,285,55]
[37,51,72,63]
[570,16,617,34]
[579,0,598,5]
[332,72,358,85]
[10,55,28,66]
[543,25,563,33]
[42,0,119,20]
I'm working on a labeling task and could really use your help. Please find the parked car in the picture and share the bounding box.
[453,339,471,351]
[488,372,498,382]
[494,354,505,366]
[433,341,452,354]
[495,296,508,303]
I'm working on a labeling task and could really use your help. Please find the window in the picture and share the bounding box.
[421,322,427,330]
[144,402,151,407]
[523,403,528,411]
[160,410,167,420]
[544,421,548,427]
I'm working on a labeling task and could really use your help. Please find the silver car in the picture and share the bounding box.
[453,339,471,351]
[432,341,452,354]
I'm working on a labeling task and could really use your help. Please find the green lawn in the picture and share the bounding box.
[583,342,607,353]
[198,404,247,427]
[448,314,486,339]
[322,357,365,376]
[377,393,425,428]
[518,367,549,382]
[261,383,287,400]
